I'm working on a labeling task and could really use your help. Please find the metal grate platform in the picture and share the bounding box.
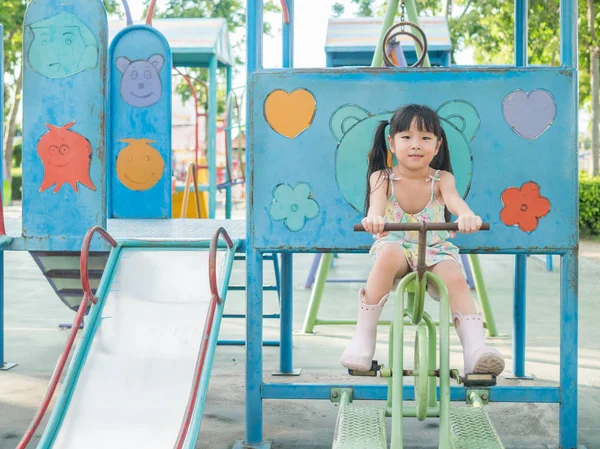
[332,405,387,449]
[449,406,505,449]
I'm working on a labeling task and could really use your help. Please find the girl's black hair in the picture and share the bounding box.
[364,104,453,222]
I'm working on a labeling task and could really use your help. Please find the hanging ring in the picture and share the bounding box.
[382,21,428,68]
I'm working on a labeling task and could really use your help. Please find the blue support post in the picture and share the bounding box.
[560,0,577,68]
[209,55,218,219]
[0,23,16,371]
[271,0,299,377]
[236,0,270,447]
[238,246,270,448]
[225,65,233,219]
[515,0,527,67]
[273,253,300,376]
[512,255,529,378]
[0,23,4,370]
[560,250,579,448]
[510,0,531,380]
[559,1,579,446]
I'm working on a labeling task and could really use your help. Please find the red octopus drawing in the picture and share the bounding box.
[37,121,96,193]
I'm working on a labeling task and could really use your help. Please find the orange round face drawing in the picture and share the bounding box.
[116,138,164,191]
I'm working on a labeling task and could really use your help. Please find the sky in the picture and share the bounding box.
[124,0,473,86]
[126,0,362,71]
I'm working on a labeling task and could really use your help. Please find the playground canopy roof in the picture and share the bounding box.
[325,16,452,67]
[109,18,233,68]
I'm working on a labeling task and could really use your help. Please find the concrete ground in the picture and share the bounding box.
[1,203,599,448]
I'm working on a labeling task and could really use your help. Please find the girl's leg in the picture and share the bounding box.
[430,260,505,375]
[364,243,410,305]
[340,244,410,370]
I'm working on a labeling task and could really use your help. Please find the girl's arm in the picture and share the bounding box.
[362,171,389,235]
[438,171,482,233]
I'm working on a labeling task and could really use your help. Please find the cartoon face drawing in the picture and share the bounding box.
[116,138,165,191]
[38,121,96,193]
[26,12,99,79]
[116,54,165,108]
[330,101,480,213]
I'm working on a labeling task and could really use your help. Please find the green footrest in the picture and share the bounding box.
[449,407,505,449]
[332,405,387,449]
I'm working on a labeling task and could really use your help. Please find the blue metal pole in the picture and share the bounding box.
[559,250,578,448]
[275,0,298,377]
[277,253,299,375]
[515,0,527,67]
[208,55,218,219]
[0,23,4,369]
[243,247,266,447]
[243,0,265,446]
[513,255,527,377]
[512,0,528,379]
[0,22,14,370]
[560,0,577,68]
[225,65,232,219]
[559,2,578,445]
[0,251,4,368]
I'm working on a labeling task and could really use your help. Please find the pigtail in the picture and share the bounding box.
[363,120,390,215]
[430,127,453,222]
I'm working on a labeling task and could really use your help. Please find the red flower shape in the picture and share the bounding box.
[500,182,550,233]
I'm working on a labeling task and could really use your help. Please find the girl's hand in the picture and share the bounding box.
[456,214,482,234]
[361,215,388,237]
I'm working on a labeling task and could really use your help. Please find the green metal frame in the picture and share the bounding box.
[300,252,502,338]
[332,268,505,448]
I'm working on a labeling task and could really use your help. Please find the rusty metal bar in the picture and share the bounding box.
[173,227,234,449]
[353,223,490,232]
[16,226,117,449]
[81,226,117,304]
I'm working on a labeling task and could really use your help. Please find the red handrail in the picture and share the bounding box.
[81,226,117,301]
[280,0,290,23]
[16,226,117,449]
[145,0,157,25]
[0,188,6,236]
[173,227,233,449]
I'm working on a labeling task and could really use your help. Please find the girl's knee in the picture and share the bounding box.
[374,245,407,270]
[437,263,468,292]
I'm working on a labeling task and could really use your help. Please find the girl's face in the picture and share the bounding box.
[388,119,442,171]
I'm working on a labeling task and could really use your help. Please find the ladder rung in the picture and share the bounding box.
[228,285,278,291]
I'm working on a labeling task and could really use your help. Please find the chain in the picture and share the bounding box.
[400,0,406,30]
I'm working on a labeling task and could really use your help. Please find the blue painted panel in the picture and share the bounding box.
[250,68,577,253]
[22,0,107,244]
[108,25,172,218]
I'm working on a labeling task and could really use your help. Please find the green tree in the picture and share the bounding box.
[450,0,599,173]
[1,0,120,188]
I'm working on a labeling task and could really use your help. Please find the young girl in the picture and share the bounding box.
[340,104,505,377]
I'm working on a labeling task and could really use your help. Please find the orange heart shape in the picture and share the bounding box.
[264,89,316,139]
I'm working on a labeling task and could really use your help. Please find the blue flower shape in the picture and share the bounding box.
[269,182,319,232]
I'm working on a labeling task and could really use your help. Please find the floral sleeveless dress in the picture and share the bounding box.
[369,169,461,271]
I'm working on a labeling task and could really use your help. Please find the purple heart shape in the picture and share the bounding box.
[502,89,556,140]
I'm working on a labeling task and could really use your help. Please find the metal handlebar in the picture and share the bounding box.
[353,223,490,232]
[355,222,490,281]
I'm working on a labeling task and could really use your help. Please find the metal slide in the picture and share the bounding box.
[17,227,240,449]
